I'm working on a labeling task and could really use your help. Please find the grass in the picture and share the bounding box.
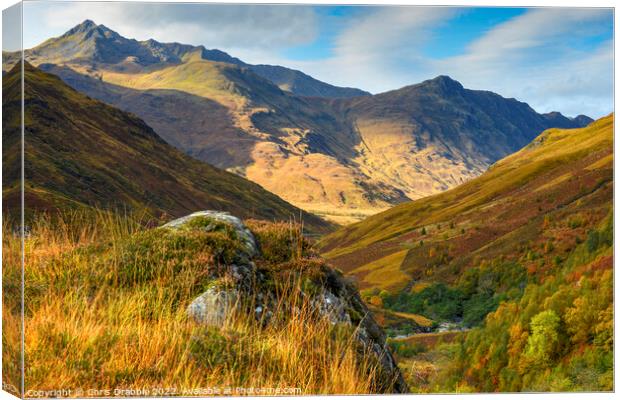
[2,215,22,397]
[348,250,410,291]
[389,311,433,328]
[4,210,390,395]
[94,61,248,110]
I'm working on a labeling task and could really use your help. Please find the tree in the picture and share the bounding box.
[586,231,600,253]
[523,310,561,370]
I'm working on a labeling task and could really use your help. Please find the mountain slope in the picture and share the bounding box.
[319,115,612,392]
[248,63,369,98]
[5,20,592,224]
[319,114,611,291]
[2,62,332,233]
[300,76,593,200]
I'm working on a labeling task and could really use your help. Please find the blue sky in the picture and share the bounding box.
[6,3,614,118]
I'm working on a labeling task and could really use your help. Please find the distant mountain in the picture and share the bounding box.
[2,20,368,98]
[2,62,332,233]
[309,75,594,200]
[247,64,369,98]
[4,20,592,224]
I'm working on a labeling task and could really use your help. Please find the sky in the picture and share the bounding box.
[4,2,614,118]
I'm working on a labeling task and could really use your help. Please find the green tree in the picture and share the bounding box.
[523,310,561,369]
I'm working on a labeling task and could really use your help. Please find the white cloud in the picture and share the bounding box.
[285,7,458,93]
[290,7,613,118]
[435,8,613,117]
[24,2,317,61]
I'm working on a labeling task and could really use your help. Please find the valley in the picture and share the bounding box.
[321,115,613,391]
[2,14,613,395]
[3,20,592,223]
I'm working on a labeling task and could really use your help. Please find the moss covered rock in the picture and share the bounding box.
[161,211,408,393]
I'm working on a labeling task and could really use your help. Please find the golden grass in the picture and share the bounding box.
[350,250,410,291]
[2,216,22,397]
[389,311,433,328]
[90,61,247,110]
[5,210,386,396]
[586,153,613,171]
[410,282,431,293]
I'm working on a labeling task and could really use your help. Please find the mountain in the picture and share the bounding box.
[4,20,592,224]
[2,62,332,233]
[297,76,594,201]
[247,64,369,98]
[2,20,368,98]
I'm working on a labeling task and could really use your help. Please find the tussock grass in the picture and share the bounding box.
[2,215,22,396]
[5,210,383,395]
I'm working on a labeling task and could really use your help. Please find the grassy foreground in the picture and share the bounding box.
[3,210,388,396]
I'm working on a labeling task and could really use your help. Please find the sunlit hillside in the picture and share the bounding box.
[320,115,613,392]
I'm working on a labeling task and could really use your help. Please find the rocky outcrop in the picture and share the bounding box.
[162,210,409,393]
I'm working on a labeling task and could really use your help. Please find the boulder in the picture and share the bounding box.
[166,211,408,393]
[187,287,238,326]
[162,210,258,261]
[162,211,263,326]
[309,267,409,393]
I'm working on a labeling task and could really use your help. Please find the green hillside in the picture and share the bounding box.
[319,115,613,391]
[2,62,332,233]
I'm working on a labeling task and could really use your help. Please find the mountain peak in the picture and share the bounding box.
[63,19,120,39]
[78,19,97,29]
[419,75,463,94]
[573,114,594,127]
[427,75,464,91]
[64,19,98,36]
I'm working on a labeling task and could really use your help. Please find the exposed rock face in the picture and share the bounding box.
[310,266,409,393]
[164,210,408,393]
